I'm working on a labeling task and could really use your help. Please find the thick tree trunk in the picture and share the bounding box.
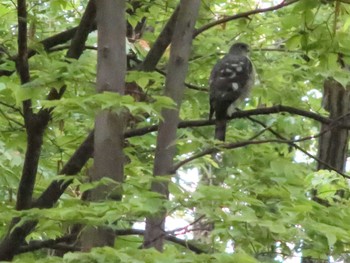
[317,79,350,172]
[143,0,200,251]
[302,79,350,263]
[81,0,126,250]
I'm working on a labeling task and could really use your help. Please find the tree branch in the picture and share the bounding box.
[0,1,98,260]
[194,0,299,37]
[171,121,350,179]
[116,229,206,254]
[16,0,35,211]
[32,104,350,211]
[19,235,76,253]
[19,229,206,255]
[246,115,350,179]
[126,105,350,139]
[66,0,96,60]
[33,131,94,208]
[139,5,180,71]
[136,0,300,73]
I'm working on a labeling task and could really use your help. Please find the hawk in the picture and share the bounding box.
[209,42,254,141]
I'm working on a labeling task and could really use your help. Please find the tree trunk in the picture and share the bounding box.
[302,79,350,262]
[317,79,350,172]
[81,0,126,250]
[143,0,201,251]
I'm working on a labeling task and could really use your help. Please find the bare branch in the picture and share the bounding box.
[33,131,94,208]
[66,0,96,59]
[19,229,206,254]
[246,115,350,179]
[31,105,350,214]
[194,0,300,37]
[117,229,206,254]
[155,68,208,92]
[126,105,350,139]
[139,5,180,71]
[171,123,350,179]
[19,235,76,253]
[0,101,23,115]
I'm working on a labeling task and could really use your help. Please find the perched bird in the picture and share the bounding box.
[209,42,254,141]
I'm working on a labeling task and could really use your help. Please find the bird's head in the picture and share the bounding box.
[228,42,250,56]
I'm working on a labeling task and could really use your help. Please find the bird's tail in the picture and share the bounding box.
[215,119,227,141]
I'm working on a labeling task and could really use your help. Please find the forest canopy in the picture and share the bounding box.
[1,0,350,262]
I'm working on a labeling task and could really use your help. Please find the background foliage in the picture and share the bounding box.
[1,0,350,262]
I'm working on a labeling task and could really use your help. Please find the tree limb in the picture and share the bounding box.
[33,131,94,208]
[0,1,98,260]
[126,105,350,139]
[19,229,206,255]
[246,115,350,179]
[32,104,350,210]
[193,0,300,37]
[171,122,350,179]
[19,234,76,253]
[16,0,35,211]
[138,5,180,71]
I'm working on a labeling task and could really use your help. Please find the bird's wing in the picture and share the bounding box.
[209,54,253,120]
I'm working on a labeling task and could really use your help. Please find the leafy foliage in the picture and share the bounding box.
[1,0,350,262]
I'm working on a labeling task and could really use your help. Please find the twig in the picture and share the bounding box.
[0,108,24,127]
[155,68,208,92]
[0,101,23,115]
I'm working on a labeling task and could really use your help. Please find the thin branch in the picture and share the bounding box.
[246,115,350,179]
[0,101,23,115]
[171,123,350,179]
[247,125,270,141]
[164,234,206,254]
[139,5,180,71]
[117,229,206,254]
[129,56,208,92]
[33,131,94,208]
[155,68,208,92]
[256,48,302,53]
[19,235,76,253]
[193,0,300,37]
[167,215,206,236]
[125,105,350,139]
[19,229,206,254]
[32,105,350,210]
[0,108,24,128]
[48,45,97,53]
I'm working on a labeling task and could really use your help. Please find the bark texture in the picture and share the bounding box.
[302,79,350,263]
[81,0,126,250]
[317,79,350,172]
[143,0,201,251]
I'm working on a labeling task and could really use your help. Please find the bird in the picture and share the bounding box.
[209,42,254,141]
